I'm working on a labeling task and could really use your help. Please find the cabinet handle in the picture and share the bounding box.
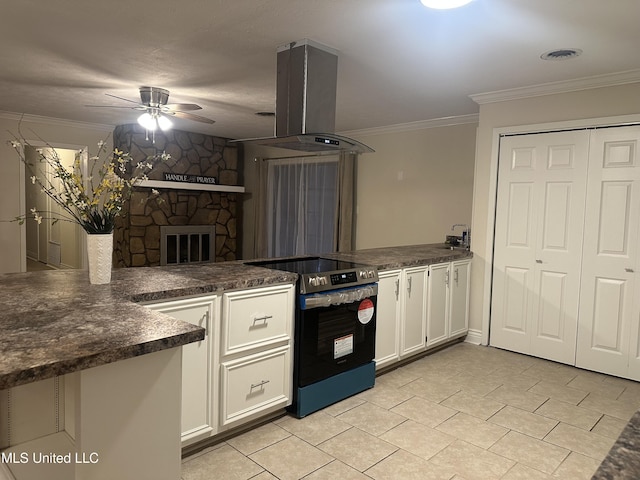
[250,380,270,390]
[394,279,400,299]
[445,271,449,286]
[625,268,635,273]
[536,259,543,264]
[252,314,272,325]
[407,277,412,295]
[454,268,459,285]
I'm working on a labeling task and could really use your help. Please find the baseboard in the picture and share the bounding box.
[464,329,483,345]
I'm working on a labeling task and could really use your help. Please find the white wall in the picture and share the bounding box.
[470,82,640,339]
[351,123,476,250]
[0,114,112,273]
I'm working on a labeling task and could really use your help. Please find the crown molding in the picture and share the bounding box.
[0,111,114,133]
[340,113,479,137]
[470,69,640,105]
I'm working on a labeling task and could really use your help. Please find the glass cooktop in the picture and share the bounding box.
[247,257,362,275]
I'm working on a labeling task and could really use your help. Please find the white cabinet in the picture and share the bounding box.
[375,266,433,370]
[146,295,218,447]
[374,270,402,369]
[219,284,294,429]
[401,266,428,358]
[426,259,471,349]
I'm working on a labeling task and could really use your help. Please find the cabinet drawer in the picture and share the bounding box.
[222,284,294,355]
[220,346,291,426]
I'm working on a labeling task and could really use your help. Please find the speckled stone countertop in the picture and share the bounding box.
[325,243,473,270]
[0,263,297,390]
[592,410,640,479]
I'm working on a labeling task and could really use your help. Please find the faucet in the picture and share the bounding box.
[451,224,471,249]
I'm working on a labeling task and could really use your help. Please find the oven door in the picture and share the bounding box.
[295,284,377,387]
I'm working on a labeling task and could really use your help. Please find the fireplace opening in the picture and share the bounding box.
[160,225,216,266]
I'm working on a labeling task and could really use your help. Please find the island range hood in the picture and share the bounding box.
[232,39,374,154]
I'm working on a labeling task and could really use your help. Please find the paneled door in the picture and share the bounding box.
[576,126,640,379]
[491,130,589,364]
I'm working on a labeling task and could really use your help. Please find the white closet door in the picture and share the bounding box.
[576,126,640,378]
[491,130,589,364]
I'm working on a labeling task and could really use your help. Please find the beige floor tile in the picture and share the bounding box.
[488,405,558,439]
[276,411,351,445]
[318,427,398,472]
[578,392,639,421]
[440,391,505,420]
[449,372,502,396]
[322,395,365,417]
[534,398,602,430]
[250,472,278,480]
[485,384,548,412]
[487,371,541,390]
[336,401,406,436]
[380,419,455,459]
[365,449,455,480]
[400,377,461,403]
[390,396,457,427]
[375,367,422,389]
[182,444,263,480]
[489,430,569,474]
[552,451,601,479]
[356,381,414,409]
[436,412,508,449]
[521,362,579,385]
[501,463,554,480]
[303,459,371,479]
[225,422,291,455]
[529,381,589,405]
[590,414,627,439]
[544,422,615,461]
[616,386,640,406]
[429,439,515,480]
[566,373,625,399]
[249,436,333,480]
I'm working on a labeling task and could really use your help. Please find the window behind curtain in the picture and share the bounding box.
[266,156,339,257]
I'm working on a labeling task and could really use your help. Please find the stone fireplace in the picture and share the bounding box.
[113,124,241,267]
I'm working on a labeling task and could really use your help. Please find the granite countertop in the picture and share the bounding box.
[593,410,640,479]
[0,263,297,390]
[325,243,472,270]
[0,243,470,391]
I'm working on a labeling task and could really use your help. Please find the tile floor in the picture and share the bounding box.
[181,343,640,480]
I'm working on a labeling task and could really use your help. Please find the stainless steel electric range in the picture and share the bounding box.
[249,257,379,417]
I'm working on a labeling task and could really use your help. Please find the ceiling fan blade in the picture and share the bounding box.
[84,104,143,109]
[105,93,144,105]
[164,103,202,111]
[171,111,215,124]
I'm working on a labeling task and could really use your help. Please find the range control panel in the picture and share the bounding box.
[302,267,378,294]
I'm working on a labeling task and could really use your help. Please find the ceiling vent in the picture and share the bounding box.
[540,48,583,61]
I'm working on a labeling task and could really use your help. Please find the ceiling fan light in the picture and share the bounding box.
[137,112,157,131]
[157,115,173,131]
[420,0,473,9]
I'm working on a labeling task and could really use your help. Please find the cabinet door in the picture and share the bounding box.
[450,259,471,338]
[146,295,217,446]
[401,266,427,357]
[491,130,588,364]
[220,346,291,427]
[375,270,402,369]
[576,126,640,378]
[427,263,450,347]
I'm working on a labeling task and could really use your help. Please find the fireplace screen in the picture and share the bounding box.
[160,225,216,266]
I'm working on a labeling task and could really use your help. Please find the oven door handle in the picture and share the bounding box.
[300,284,378,310]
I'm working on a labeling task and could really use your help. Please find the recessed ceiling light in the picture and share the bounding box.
[420,0,473,9]
[540,48,583,61]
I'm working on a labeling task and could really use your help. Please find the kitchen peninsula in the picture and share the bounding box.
[0,263,296,480]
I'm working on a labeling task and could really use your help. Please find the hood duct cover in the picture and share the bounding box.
[232,39,373,154]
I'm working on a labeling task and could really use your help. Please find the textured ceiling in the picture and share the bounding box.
[1,0,639,139]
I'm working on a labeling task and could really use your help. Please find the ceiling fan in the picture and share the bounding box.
[87,86,215,140]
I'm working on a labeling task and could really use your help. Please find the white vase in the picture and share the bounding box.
[86,233,113,285]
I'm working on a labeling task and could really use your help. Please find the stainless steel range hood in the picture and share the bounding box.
[232,39,374,154]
